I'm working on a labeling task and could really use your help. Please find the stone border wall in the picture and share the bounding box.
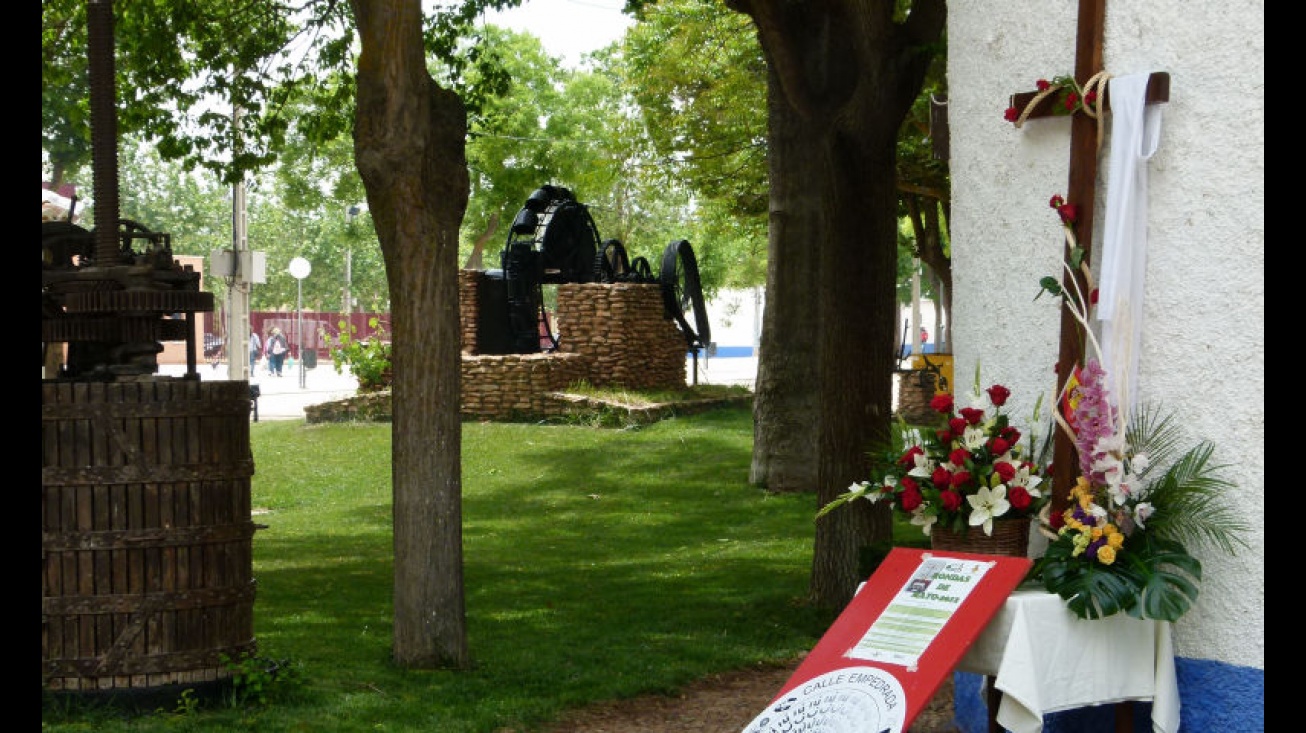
[553,283,686,390]
[309,271,690,422]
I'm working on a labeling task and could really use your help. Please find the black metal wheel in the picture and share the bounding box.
[537,199,600,283]
[594,239,630,283]
[628,256,654,283]
[659,239,710,348]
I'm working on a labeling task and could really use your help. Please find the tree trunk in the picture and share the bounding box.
[350,0,470,669]
[749,65,819,494]
[906,193,952,347]
[730,0,945,610]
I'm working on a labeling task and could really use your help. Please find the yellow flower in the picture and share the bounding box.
[1070,530,1091,557]
[1096,545,1117,565]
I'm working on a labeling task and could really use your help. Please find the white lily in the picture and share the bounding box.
[910,506,938,536]
[1133,502,1154,529]
[966,485,1011,536]
[907,450,935,479]
[1009,462,1044,497]
[962,425,987,451]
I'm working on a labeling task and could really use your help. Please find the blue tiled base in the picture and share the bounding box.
[952,658,1263,733]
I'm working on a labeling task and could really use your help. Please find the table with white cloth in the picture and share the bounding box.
[956,587,1180,733]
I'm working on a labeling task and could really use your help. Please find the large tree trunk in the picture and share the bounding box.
[351,0,470,669]
[730,0,945,610]
[749,65,819,494]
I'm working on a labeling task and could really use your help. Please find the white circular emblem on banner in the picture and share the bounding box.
[741,665,907,733]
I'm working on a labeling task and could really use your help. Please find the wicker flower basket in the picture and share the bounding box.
[930,516,1031,557]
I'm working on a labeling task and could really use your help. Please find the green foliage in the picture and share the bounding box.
[157,688,200,718]
[1029,403,1248,622]
[324,317,392,392]
[38,407,840,732]
[221,653,307,707]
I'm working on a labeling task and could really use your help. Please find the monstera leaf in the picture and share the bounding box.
[1034,535,1144,620]
[1125,534,1202,622]
[1032,531,1203,622]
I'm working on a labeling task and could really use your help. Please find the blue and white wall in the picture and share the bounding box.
[946,1,1263,730]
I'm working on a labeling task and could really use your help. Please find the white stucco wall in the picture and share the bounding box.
[947,0,1263,671]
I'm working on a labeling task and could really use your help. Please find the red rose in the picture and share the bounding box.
[987,437,1010,456]
[950,471,972,489]
[1064,91,1080,110]
[940,490,963,512]
[936,428,952,443]
[932,466,953,488]
[1004,106,1019,122]
[929,394,955,414]
[1049,194,1065,210]
[948,417,967,436]
[1008,485,1032,510]
[949,448,970,467]
[901,476,919,492]
[898,445,924,469]
[900,484,924,511]
[1049,509,1064,529]
[986,384,1011,406]
[1085,90,1098,106]
[1036,79,1051,91]
[993,461,1017,483]
[1058,203,1078,225]
[1000,426,1021,445]
[960,407,985,425]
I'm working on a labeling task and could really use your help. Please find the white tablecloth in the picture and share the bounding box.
[957,588,1179,733]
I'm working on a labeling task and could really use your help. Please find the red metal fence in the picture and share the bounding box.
[204,311,391,360]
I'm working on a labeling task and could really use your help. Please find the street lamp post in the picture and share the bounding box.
[345,205,360,320]
[289,256,311,390]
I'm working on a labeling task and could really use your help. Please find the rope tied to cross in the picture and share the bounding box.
[1010,71,1113,152]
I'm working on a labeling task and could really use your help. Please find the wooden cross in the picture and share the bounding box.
[1006,0,1170,518]
[1000,4,1171,731]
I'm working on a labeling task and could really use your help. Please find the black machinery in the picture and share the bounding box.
[481,185,711,356]
[41,1,214,380]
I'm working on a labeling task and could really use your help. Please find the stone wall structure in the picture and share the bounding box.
[318,270,690,422]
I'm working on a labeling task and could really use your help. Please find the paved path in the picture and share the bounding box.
[159,360,362,422]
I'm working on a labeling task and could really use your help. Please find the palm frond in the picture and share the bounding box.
[1139,439,1250,554]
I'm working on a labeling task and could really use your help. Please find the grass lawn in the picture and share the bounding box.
[42,404,919,732]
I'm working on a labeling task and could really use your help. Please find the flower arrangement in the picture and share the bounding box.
[817,374,1050,540]
[1029,196,1250,622]
[1004,72,1109,127]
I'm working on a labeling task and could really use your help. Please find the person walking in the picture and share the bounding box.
[249,330,262,376]
[266,327,289,377]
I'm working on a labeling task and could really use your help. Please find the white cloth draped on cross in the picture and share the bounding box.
[1096,73,1163,427]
